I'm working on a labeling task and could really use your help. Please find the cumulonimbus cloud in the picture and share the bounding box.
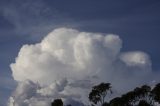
[8,28,159,106]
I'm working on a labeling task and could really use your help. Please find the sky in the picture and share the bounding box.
[0,0,160,106]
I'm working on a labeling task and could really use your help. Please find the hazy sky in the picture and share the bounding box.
[0,0,160,106]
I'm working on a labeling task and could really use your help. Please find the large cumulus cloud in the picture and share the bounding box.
[9,28,158,106]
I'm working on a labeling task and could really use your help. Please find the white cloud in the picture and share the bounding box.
[37,78,68,96]
[120,51,151,68]
[10,28,122,85]
[9,28,158,106]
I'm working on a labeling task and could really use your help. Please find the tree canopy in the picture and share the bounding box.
[89,83,111,105]
[51,83,160,106]
[51,99,63,106]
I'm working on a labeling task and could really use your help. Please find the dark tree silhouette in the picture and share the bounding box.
[102,102,110,106]
[49,83,160,106]
[152,83,160,103]
[109,97,121,106]
[66,104,72,106]
[89,83,111,106]
[109,85,153,106]
[51,99,63,106]
[132,85,154,105]
[138,100,150,106]
[133,85,151,99]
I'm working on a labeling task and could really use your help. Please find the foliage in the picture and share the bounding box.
[152,83,160,103]
[108,85,154,106]
[138,100,150,106]
[51,99,63,106]
[102,102,110,106]
[89,83,111,105]
[51,83,160,106]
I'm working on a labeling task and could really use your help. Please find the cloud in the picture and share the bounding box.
[9,28,159,106]
[10,28,122,85]
[120,51,151,68]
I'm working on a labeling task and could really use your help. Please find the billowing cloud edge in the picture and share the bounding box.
[8,28,159,106]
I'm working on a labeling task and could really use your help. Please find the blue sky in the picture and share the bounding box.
[0,0,160,105]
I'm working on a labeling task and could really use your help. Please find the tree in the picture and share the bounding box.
[138,100,150,106]
[133,85,151,99]
[152,83,160,103]
[51,99,63,106]
[89,83,111,106]
[132,85,154,105]
[109,97,124,106]
[109,85,153,106]
[102,102,109,106]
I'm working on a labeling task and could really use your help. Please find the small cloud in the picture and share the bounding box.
[120,51,151,68]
